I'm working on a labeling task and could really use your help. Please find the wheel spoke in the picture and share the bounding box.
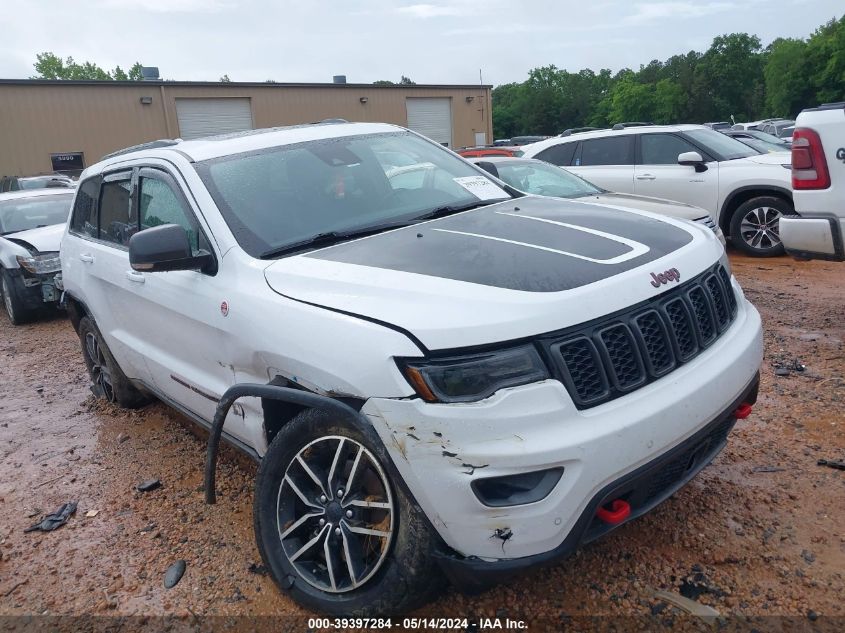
[342,498,392,510]
[340,523,365,588]
[345,446,363,494]
[289,523,329,562]
[295,455,329,499]
[280,510,324,540]
[345,525,392,538]
[324,531,339,591]
[327,438,345,492]
[284,475,322,509]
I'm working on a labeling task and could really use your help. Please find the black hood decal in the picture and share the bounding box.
[307,197,694,292]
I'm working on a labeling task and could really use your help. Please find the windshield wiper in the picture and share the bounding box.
[410,199,501,223]
[259,221,414,259]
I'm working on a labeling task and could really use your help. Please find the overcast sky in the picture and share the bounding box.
[2,0,840,86]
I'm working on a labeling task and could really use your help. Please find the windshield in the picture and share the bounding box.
[0,194,73,235]
[197,131,511,257]
[684,128,758,160]
[494,161,603,198]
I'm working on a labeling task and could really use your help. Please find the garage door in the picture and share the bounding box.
[406,98,452,148]
[175,98,253,140]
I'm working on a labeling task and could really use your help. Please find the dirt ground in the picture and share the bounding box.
[1,252,843,629]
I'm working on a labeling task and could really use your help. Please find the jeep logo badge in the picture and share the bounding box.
[650,268,681,288]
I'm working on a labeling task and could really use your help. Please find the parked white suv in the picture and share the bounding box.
[60,122,763,616]
[780,102,845,261]
[521,125,794,257]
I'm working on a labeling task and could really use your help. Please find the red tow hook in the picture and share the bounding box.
[596,499,631,525]
[733,403,753,419]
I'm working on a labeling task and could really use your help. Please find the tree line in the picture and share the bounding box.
[492,16,845,138]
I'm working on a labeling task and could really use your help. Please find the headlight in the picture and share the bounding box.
[16,252,62,275]
[401,345,549,403]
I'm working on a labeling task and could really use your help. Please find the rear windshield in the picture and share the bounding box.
[0,194,73,235]
[196,131,511,257]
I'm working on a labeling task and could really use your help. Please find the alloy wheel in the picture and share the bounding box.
[276,436,395,593]
[739,206,783,251]
[85,332,116,402]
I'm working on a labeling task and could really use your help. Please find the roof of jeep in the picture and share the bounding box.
[90,122,405,173]
[521,124,709,155]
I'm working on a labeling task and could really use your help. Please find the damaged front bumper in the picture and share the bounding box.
[11,267,62,309]
[431,375,758,592]
[362,294,763,588]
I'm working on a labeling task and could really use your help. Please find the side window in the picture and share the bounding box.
[99,176,136,247]
[138,176,206,255]
[535,142,577,166]
[577,137,634,166]
[639,134,699,165]
[69,177,100,239]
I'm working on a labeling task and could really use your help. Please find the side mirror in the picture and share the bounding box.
[129,224,212,273]
[678,151,708,172]
[475,161,499,178]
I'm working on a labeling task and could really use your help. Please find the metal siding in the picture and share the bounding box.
[174,97,254,139]
[405,97,453,147]
[0,83,492,176]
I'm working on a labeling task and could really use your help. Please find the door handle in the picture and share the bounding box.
[636,174,656,180]
[125,271,145,284]
[79,253,94,263]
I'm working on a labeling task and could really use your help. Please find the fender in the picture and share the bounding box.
[0,236,31,269]
[719,185,793,233]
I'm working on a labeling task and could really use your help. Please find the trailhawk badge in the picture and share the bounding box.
[650,268,681,288]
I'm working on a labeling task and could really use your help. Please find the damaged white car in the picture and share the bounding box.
[0,188,74,324]
[60,122,763,616]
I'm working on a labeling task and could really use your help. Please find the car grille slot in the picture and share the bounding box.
[544,264,738,410]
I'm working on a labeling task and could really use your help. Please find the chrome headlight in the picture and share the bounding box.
[16,252,62,275]
[401,345,550,403]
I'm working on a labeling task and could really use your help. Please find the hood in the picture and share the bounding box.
[263,197,723,351]
[2,223,65,253]
[583,192,706,221]
[742,152,792,166]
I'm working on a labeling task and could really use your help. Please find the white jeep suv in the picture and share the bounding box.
[521,125,794,257]
[60,122,763,616]
[780,102,845,261]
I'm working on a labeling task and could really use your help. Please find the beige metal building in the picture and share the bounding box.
[0,79,493,177]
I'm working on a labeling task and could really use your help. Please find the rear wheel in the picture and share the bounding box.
[78,316,149,408]
[729,196,794,257]
[253,408,442,616]
[1,268,35,326]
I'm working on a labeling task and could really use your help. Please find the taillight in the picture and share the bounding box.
[792,128,830,190]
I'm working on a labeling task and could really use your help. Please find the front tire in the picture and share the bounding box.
[77,315,149,408]
[253,408,441,616]
[1,268,35,325]
[729,196,794,257]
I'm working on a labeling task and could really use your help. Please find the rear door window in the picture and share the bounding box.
[98,173,136,247]
[576,136,634,166]
[69,177,101,239]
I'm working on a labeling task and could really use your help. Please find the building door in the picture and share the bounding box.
[406,98,452,147]
[175,98,253,140]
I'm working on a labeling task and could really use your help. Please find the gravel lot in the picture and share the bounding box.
[1,253,843,627]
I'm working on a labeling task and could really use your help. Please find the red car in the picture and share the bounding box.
[457,146,523,158]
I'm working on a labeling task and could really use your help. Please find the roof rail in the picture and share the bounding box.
[100,139,181,161]
[560,126,599,137]
[611,122,654,130]
[312,118,349,124]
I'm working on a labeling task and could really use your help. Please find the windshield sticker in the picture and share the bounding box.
[453,176,508,201]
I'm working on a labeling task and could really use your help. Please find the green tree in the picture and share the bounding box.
[32,52,144,81]
[805,17,845,104]
[764,38,810,117]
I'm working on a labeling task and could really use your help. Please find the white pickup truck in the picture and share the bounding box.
[780,102,845,261]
